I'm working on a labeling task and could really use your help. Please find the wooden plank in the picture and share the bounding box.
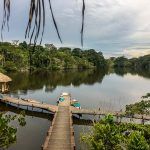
[42,95,75,150]
[0,96,58,113]
[71,109,150,120]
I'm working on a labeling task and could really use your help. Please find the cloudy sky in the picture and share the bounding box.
[0,0,150,57]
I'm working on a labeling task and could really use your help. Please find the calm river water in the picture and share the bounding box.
[0,69,150,150]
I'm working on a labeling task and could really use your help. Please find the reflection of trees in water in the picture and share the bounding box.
[7,69,107,94]
[7,68,149,94]
[113,68,150,79]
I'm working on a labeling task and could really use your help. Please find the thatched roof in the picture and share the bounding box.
[0,73,12,83]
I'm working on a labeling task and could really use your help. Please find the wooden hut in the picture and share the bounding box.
[0,73,12,93]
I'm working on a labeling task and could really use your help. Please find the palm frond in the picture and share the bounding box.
[1,0,10,41]
[25,0,62,45]
[81,0,85,47]
[1,0,85,46]
[48,0,62,43]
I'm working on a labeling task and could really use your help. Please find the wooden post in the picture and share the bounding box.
[2,83,4,93]
[142,116,144,125]
[99,107,101,119]
[3,82,6,92]
[41,145,43,150]
[17,102,19,109]
[7,84,9,91]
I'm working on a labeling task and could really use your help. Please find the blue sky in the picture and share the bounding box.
[0,0,150,58]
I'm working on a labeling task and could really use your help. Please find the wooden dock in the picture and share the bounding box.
[0,96,58,113]
[0,93,150,150]
[71,108,150,120]
[1,95,149,121]
[42,94,75,150]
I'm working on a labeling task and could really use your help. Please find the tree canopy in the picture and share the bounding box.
[0,111,26,149]
[110,55,150,70]
[82,115,150,150]
[0,42,106,72]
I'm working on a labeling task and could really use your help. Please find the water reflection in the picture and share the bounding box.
[4,69,149,109]
[7,69,106,94]
[113,68,150,78]
[1,68,150,150]
[6,68,150,96]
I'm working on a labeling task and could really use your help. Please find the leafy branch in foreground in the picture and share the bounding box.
[81,115,150,150]
[0,111,26,149]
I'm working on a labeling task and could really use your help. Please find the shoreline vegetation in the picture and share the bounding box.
[81,114,150,150]
[0,42,106,72]
[125,93,150,116]
[0,111,26,149]
[81,94,150,149]
[0,41,149,73]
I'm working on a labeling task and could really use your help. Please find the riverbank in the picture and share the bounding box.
[0,42,106,72]
[1,42,149,73]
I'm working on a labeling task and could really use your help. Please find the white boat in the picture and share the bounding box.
[61,92,69,96]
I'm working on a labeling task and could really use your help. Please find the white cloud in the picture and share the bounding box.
[123,48,150,58]
[104,45,150,58]
[1,0,150,56]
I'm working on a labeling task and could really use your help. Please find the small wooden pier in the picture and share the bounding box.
[72,109,150,120]
[42,94,75,150]
[0,96,58,113]
[0,93,150,150]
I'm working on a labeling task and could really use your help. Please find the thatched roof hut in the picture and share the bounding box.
[0,73,12,83]
[0,73,12,93]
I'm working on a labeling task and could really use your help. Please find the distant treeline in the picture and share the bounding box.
[108,55,150,70]
[0,41,149,72]
[0,42,106,72]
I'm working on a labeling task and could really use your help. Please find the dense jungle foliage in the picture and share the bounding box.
[82,115,150,150]
[0,42,106,72]
[110,55,150,70]
[0,111,26,149]
[0,42,149,73]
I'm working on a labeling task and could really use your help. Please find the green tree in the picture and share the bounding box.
[128,131,149,150]
[72,48,83,58]
[81,115,150,150]
[0,112,26,149]
[19,41,28,49]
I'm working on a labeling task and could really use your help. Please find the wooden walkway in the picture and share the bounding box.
[0,96,58,113]
[42,95,75,150]
[71,108,150,120]
[1,96,150,121]
[0,94,150,150]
